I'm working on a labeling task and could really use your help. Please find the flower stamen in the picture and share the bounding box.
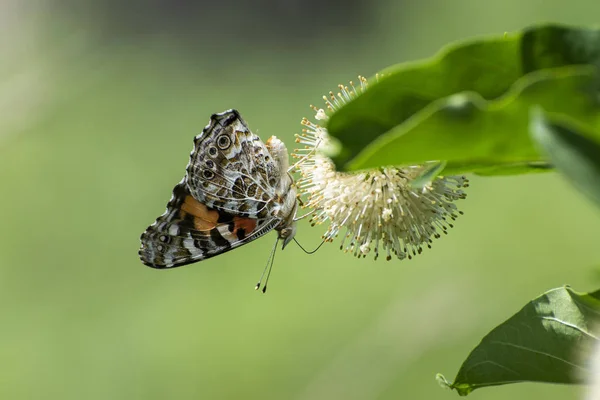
[291,76,468,260]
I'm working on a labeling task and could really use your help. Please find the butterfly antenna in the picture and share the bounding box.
[293,237,326,254]
[255,238,279,293]
[261,247,277,294]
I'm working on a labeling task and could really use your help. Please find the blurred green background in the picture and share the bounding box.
[2,1,600,399]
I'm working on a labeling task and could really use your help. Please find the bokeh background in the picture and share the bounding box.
[2,1,600,399]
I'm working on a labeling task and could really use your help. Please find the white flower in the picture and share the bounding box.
[292,76,469,260]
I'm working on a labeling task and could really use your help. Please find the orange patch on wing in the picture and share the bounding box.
[181,195,219,231]
[232,216,257,238]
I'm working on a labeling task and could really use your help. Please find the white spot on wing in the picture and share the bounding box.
[168,224,179,236]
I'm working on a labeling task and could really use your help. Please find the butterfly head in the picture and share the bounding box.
[278,221,297,250]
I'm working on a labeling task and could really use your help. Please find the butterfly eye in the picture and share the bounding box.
[208,146,218,157]
[217,135,231,149]
[203,169,215,179]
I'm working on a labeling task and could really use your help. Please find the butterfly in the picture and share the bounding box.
[139,110,298,273]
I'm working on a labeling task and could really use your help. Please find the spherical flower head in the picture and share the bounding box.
[292,76,469,260]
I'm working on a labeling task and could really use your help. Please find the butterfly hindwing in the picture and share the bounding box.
[139,180,280,268]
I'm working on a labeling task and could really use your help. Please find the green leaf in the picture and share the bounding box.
[438,286,600,396]
[521,25,600,73]
[409,161,447,189]
[473,161,552,176]
[326,24,600,174]
[530,109,600,207]
[327,31,522,167]
[345,66,600,175]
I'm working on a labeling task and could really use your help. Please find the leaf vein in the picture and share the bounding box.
[488,340,586,371]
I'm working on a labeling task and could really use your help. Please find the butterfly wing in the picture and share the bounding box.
[139,180,280,268]
[186,110,284,219]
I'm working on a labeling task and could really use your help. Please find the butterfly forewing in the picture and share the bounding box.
[186,110,282,218]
